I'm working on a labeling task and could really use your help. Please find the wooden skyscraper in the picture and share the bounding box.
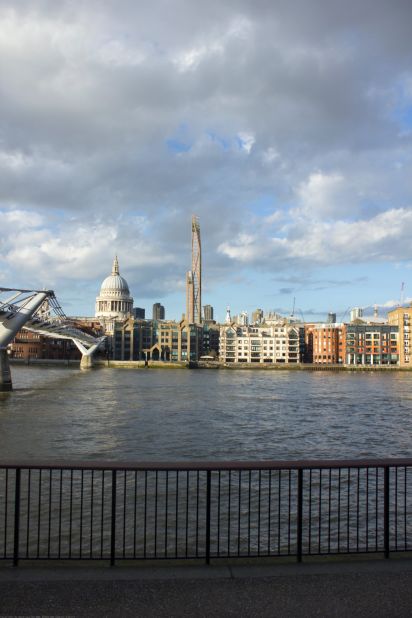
[186,215,202,324]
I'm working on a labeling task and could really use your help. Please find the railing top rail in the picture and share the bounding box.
[0,458,411,472]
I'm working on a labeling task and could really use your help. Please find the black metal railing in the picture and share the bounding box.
[0,459,411,565]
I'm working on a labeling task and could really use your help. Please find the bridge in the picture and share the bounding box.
[0,288,105,391]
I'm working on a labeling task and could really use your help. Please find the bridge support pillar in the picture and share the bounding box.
[0,348,12,392]
[80,354,93,370]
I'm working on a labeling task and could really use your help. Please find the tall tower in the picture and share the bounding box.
[186,215,202,323]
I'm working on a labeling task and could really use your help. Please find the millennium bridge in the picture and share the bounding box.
[0,287,105,391]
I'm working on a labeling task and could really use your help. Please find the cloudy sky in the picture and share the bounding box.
[1,0,412,321]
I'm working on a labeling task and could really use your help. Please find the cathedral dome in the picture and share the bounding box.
[95,256,134,322]
[100,273,130,296]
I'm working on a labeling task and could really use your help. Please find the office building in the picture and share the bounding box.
[133,307,145,319]
[203,305,214,321]
[350,307,363,322]
[252,308,264,324]
[152,303,165,320]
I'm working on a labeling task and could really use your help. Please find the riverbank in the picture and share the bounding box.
[9,358,412,371]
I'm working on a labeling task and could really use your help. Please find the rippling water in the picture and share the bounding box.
[1,366,412,461]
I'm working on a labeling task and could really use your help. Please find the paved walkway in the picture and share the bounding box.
[1,558,412,617]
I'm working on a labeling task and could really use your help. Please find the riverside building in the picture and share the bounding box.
[305,324,346,364]
[112,318,203,362]
[8,330,80,361]
[219,323,304,364]
[305,320,399,366]
[201,322,220,358]
[387,305,412,366]
[344,324,398,365]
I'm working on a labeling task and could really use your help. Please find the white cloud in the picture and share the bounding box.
[174,45,209,72]
[173,14,252,72]
[237,132,255,154]
[1,212,177,292]
[218,234,260,262]
[0,150,31,171]
[0,209,44,229]
[262,147,280,165]
[97,40,146,67]
[378,296,412,308]
[219,207,412,267]
[1,1,412,314]
[296,171,349,219]
[264,210,285,225]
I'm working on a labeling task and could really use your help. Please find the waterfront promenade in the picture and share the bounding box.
[1,558,412,617]
[10,357,411,370]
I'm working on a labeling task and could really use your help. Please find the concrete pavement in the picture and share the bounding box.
[1,558,412,617]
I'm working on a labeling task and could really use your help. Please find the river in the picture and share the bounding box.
[0,366,412,461]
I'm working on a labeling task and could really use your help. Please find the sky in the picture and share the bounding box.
[1,0,412,322]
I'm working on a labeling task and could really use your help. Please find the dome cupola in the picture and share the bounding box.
[95,256,134,321]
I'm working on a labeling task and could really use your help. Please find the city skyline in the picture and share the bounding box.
[1,1,412,321]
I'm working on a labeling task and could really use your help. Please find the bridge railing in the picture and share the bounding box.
[0,459,411,565]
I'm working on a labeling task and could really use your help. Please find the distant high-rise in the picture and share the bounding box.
[133,307,145,319]
[186,215,202,324]
[203,304,214,321]
[153,303,165,320]
[350,307,363,322]
[236,311,249,326]
[327,312,336,324]
[252,308,264,324]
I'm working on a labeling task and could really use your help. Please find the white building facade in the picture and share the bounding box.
[219,323,304,364]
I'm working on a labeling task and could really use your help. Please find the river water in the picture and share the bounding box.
[1,366,412,461]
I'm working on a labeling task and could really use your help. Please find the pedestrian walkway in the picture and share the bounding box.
[1,558,412,617]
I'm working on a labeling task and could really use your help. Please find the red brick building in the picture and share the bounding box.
[305,324,345,364]
[8,330,80,361]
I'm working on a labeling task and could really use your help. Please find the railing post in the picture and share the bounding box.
[110,470,117,566]
[384,466,390,559]
[13,468,21,567]
[205,470,211,565]
[297,468,303,563]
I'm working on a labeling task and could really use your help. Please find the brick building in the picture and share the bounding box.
[345,324,398,365]
[387,306,412,366]
[310,324,345,364]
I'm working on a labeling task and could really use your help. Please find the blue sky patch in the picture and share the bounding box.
[166,138,192,153]
[206,131,230,150]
